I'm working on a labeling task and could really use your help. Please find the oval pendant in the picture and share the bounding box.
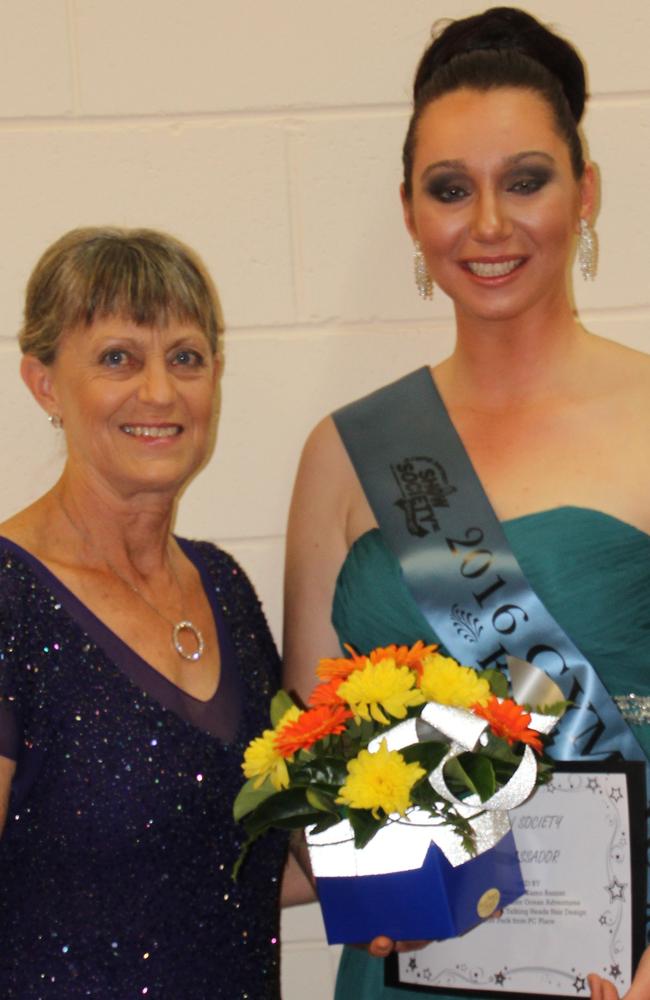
[173,620,205,662]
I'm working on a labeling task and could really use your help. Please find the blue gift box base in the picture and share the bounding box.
[315,828,525,945]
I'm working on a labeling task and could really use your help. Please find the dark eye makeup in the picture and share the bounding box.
[506,166,553,194]
[423,160,554,204]
[425,175,471,203]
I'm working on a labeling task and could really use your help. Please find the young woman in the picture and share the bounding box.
[284,8,650,1000]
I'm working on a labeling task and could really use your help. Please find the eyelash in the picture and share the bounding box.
[171,349,205,368]
[427,173,550,203]
[428,183,469,203]
[100,349,130,368]
[508,174,549,194]
[98,349,206,369]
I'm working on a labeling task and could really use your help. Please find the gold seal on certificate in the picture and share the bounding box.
[387,761,646,998]
[476,889,501,919]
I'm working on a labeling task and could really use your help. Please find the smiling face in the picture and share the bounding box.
[26,315,218,500]
[402,87,594,324]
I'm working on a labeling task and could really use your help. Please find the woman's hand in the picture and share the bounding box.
[588,975,622,1000]
[589,946,650,999]
[366,937,430,957]
[0,756,16,838]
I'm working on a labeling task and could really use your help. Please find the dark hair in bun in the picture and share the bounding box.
[403,7,587,197]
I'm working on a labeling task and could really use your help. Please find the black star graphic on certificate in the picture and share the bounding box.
[609,786,623,802]
[408,958,417,971]
[609,964,621,980]
[494,971,506,986]
[606,878,626,902]
[586,777,599,792]
[599,914,609,926]
[573,974,587,993]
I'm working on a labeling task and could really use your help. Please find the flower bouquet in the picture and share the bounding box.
[234,643,564,944]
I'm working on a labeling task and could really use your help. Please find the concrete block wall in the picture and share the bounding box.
[0,3,647,996]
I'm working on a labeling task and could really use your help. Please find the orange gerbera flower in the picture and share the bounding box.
[308,677,346,708]
[316,641,438,681]
[473,696,543,754]
[316,645,364,681]
[274,704,352,757]
[366,640,439,678]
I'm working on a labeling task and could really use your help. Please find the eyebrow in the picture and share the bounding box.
[421,150,556,180]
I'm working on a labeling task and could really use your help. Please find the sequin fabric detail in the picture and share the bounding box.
[0,540,286,999]
[615,694,650,725]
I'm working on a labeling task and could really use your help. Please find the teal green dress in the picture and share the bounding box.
[332,508,650,1000]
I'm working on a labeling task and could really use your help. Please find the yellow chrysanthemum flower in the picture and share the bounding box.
[242,706,302,790]
[336,739,426,818]
[419,653,490,708]
[337,658,425,725]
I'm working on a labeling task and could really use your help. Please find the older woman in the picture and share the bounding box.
[0,228,286,998]
[283,8,649,1000]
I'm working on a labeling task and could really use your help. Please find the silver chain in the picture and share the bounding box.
[57,496,205,662]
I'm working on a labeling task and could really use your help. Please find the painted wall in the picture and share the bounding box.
[0,3,647,996]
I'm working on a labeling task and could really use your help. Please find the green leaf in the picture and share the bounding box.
[347,807,383,850]
[293,756,349,788]
[481,732,523,765]
[482,668,509,698]
[410,777,444,812]
[443,755,478,798]
[242,787,324,838]
[308,812,343,836]
[270,689,298,727]
[305,787,339,814]
[232,834,259,881]
[356,718,377,744]
[233,776,277,821]
[456,752,496,802]
[400,740,448,773]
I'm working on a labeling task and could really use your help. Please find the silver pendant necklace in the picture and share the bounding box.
[58,498,205,662]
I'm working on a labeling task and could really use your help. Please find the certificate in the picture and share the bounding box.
[386,761,646,997]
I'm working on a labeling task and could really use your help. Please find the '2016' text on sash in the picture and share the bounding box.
[333,367,646,767]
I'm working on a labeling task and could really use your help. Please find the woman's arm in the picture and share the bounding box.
[283,417,353,703]
[282,419,428,954]
[0,756,15,837]
[589,947,650,1000]
[280,830,318,907]
[281,418,354,912]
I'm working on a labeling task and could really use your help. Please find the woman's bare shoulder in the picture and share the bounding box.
[294,415,358,502]
[587,334,650,402]
[591,333,650,372]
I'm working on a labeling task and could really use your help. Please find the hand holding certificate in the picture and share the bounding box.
[589,945,650,1000]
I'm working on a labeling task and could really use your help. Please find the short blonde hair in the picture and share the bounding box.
[19,226,224,364]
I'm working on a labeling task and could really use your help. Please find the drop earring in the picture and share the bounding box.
[578,218,597,281]
[413,241,433,299]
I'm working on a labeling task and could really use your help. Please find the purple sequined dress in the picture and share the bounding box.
[0,537,287,999]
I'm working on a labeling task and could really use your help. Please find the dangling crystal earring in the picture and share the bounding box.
[48,413,63,429]
[578,218,597,281]
[413,240,433,299]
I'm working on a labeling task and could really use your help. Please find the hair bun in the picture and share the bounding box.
[414,6,586,123]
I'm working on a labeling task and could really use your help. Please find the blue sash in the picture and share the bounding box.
[333,367,647,767]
